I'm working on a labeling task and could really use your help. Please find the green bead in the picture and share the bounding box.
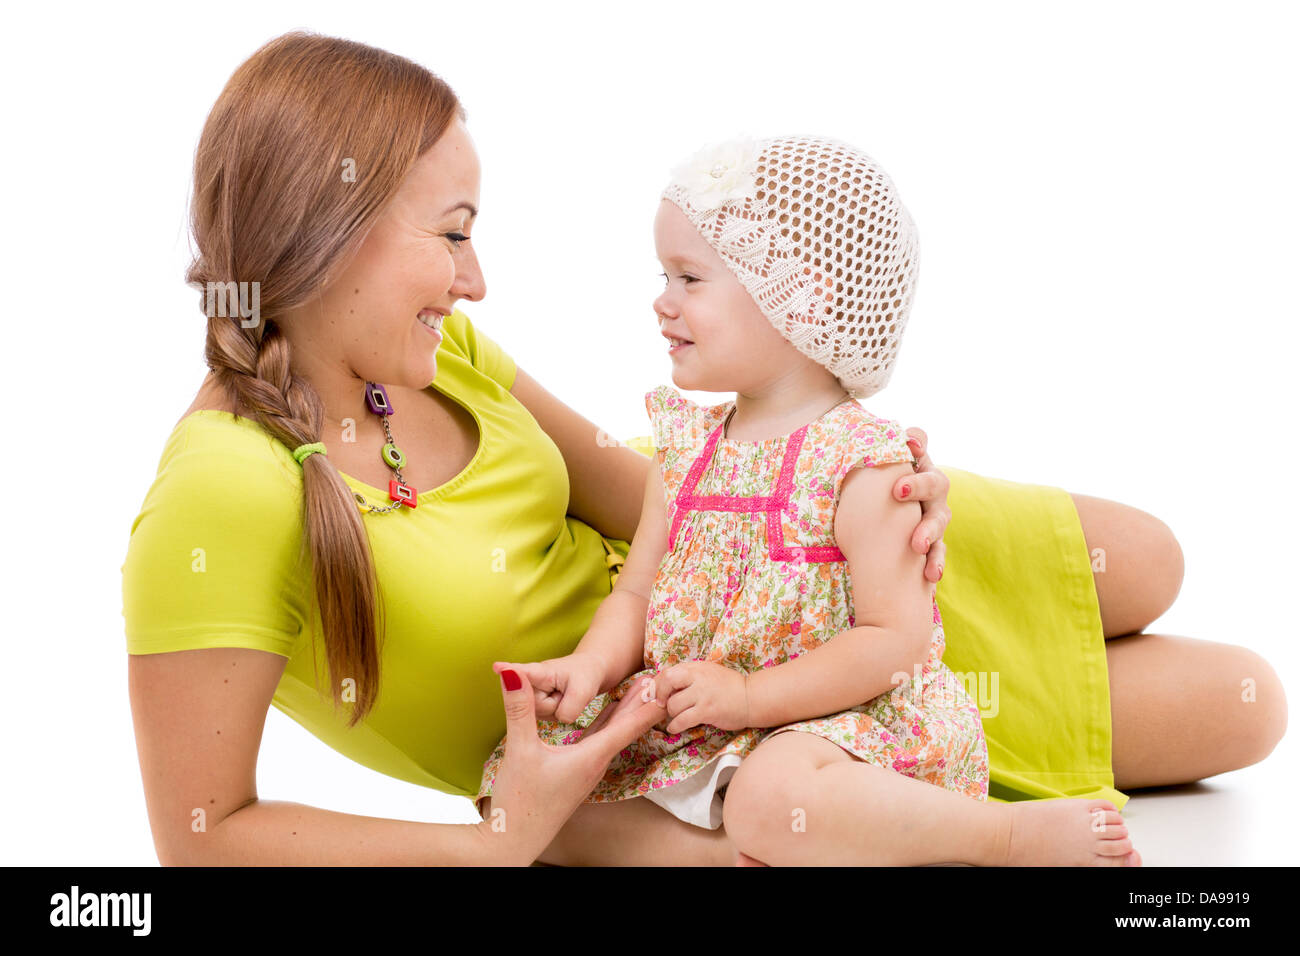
[382,442,405,469]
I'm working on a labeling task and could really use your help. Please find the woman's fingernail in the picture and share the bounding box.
[907,438,921,448]
[921,537,930,550]
[900,483,911,498]
[500,669,521,691]
[937,564,944,579]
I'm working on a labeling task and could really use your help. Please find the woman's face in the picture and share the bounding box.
[652,199,797,394]
[284,118,486,393]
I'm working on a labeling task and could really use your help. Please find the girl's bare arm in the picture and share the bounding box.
[570,461,671,691]
[746,460,936,727]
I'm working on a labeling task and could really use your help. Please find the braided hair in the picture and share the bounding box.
[184,31,467,726]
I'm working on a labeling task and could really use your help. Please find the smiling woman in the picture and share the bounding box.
[122,31,672,867]
[178,34,485,723]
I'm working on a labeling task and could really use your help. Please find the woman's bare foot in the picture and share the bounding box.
[1000,798,1142,866]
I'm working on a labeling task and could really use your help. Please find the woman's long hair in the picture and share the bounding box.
[185,32,466,726]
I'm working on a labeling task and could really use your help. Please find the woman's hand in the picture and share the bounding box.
[898,428,950,583]
[482,663,667,866]
[508,652,607,723]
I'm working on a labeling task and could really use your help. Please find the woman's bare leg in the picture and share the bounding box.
[722,731,1139,866]
[1068,492,1288,786]
[1105,633,1287,789]
[1069,492,1184,639]
[479,793,737,866]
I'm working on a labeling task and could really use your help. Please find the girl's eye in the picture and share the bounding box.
[658,272,696,284]
[446,232,470,246]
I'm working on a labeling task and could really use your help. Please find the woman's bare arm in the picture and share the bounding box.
[128,646,501,866]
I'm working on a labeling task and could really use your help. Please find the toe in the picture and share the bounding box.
[1097,836,1134,856]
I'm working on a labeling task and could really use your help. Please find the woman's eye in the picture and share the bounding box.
[446,232,470,246]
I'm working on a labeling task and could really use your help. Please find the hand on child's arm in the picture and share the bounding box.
[898,428,950,583]
[652,661,749,734]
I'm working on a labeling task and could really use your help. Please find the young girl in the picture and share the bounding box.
[477,134,1139,867]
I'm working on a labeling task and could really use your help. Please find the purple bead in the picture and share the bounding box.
[364,382,394,416]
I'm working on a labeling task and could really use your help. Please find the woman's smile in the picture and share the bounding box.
[417,309,445,345]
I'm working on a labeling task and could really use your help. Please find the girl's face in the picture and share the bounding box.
[652,199,801,394]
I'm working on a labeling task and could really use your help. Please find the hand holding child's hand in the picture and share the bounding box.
[512,652,607,724]
[652,661,749,734]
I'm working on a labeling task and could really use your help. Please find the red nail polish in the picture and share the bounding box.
[900,483,911,498]
[500,669,521,691]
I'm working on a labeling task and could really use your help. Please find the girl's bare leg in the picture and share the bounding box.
[1068,493,1288,786]
[722,731,1140,866]
[479,794,737,866]
[501,494,1281,865]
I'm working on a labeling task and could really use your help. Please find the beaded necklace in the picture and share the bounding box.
[290,381,417,513]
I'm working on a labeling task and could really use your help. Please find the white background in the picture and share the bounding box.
[1,0,1294,865]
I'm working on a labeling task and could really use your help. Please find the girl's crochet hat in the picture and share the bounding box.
[661,134,920,400]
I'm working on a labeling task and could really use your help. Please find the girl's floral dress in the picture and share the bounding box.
[477,385,989,829]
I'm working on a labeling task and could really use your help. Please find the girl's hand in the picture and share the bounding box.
[510,652,607,724]
[652,661,749,734]
[484,663,667,865]
[898,427,950,583]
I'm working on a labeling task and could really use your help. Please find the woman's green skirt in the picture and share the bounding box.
[613,438,1128,812]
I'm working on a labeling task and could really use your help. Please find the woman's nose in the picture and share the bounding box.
[454,247,487,301]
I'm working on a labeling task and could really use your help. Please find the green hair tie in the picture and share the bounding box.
[292,441,328,465]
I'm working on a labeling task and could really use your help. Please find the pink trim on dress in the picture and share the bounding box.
[668,420,846,563]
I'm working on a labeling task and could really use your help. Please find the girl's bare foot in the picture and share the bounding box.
[999,798,1142,866]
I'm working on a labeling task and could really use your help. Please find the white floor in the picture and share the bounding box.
[19,649,1294,866]
[1117,756,1294,866]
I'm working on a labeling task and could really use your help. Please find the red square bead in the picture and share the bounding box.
[389,479,418,508]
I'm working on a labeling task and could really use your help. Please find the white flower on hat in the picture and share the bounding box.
[669,135,762,213]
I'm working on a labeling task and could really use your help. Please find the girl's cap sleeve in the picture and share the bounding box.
[644,385,677,452]
[121,422,311,658]
[834,409,918,491]
[644,384,713,450]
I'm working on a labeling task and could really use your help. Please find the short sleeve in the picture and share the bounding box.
[438,308,517,391]
[833,410,917,491]
[120,421,312,658]
[644,384,715,450]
